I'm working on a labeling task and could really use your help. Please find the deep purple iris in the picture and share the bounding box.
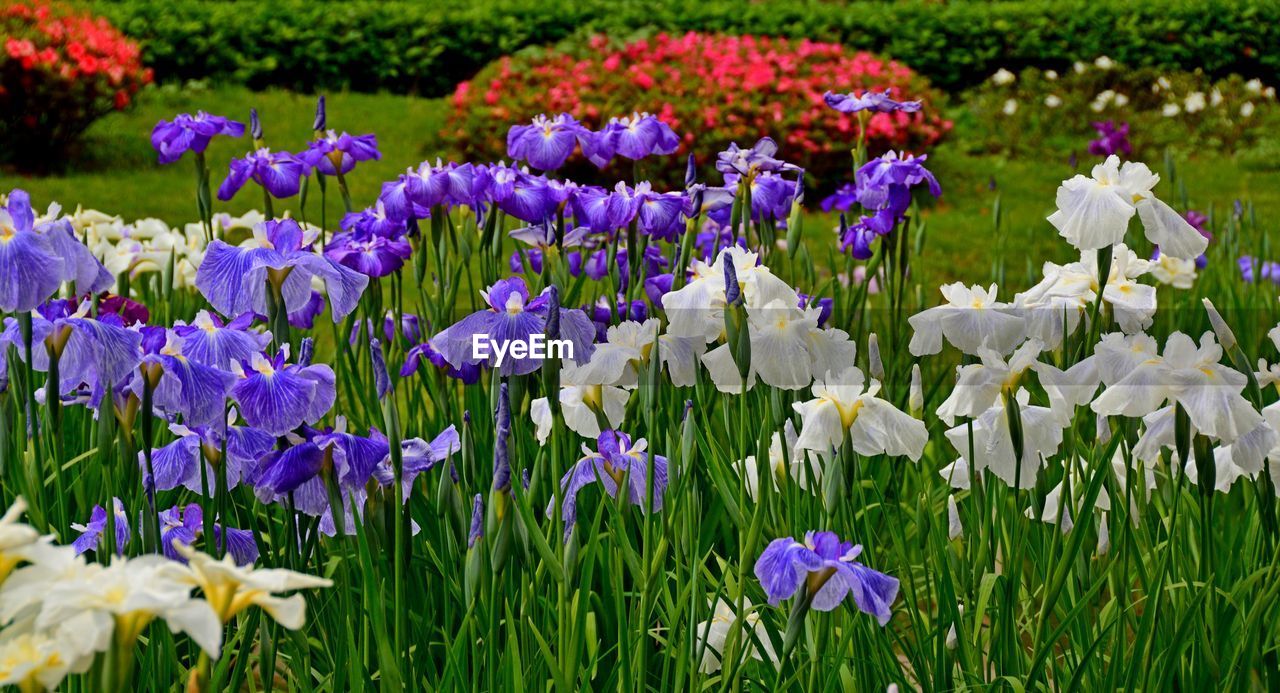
[584,113,680,168]
[507,113,592,171]
[820,183,858,213]
[301,130,381,176]
[429,276,596,376]
[823,88,922,114]
[754,530,899,624]
[633,183,690,240]
[483,163,558,223]
[326,232,412,278]
[548,430,669,541]
[571,183,639,233]
[218,148,311,201]
[1087,121,1132,157]
[151,112,245,165]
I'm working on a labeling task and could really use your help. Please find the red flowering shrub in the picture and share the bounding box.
[1,0,151,169]
[443,32,951,189]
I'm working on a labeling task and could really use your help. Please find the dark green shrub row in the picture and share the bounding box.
[90,0,1280,96]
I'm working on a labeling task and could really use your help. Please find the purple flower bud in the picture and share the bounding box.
[371,338,390,400]
[546,285,561,340]
[314,96,326,132]
[723,257,741,305]
[793,170,805,206]
[493,382,511,492]
[685,153,697,188]
[298,337,315,367]
[249,108,263,142]
[467,494,484,549]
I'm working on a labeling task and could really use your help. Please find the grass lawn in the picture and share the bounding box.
[6,84,1280,285]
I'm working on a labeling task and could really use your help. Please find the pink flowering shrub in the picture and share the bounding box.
[1,0,151,169]
[443,32,951,188]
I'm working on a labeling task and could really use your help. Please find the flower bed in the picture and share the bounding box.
[443,32,951,190]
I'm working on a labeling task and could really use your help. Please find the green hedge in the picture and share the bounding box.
[90,0,1280,96]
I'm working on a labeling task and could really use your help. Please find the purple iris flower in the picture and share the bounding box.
[300,130,381,176]
[217,148,310,201]
[693,222,746,262]
[823,88,922,114]
[715,137,798,177]
[157,504,204,561]
[287,291,327,330]
[231,347,336,436]
[1239,256,1280,285]
[438,162,492,207]
[856,151,941,210]
[820,183,858,213]
[430,277,596,376]
[249,433,328,515]
[213,525,260,565]
[385,312,421,345]
[380,160,451,221]
[172,311,270,371]
[754,530,899,624]
[146,413,275,495]
[510,248,544,274]
[133,330,237,427]
[507,113,592,171]
[724,172,797,222]
[798,294,834,327]
[548,430,669,541]
[326,230,412,278]
[644,273,674,308]
[839,218,879,260]
[71,498,132,555]
[634,183,690,240]
[0,190,113,312]
[98,294,150,326]
[401,340,481,384]
[572,183,639,233]
[1087,121,1132,157]
[483,163,558,223]
[196,218,369,323]
[151,112,245,165]
[584,113,680,168]
[4,300,142,406]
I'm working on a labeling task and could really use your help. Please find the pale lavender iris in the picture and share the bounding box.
[548,430,669,541]
[4,299,142,406]
[231,348,336,436]
[0,189,113,312]
[301,130,381,176]
[151,111,245,164]
[430,277,595,376]
[754,530,899,625]
[171,311,270,371]
[145,414,275,494]
[715,137,798,177]
[133,330,237,427]
[823,89,922,114]
[217,148,311,201]
[507,113,592,171]
[196,218,369,322]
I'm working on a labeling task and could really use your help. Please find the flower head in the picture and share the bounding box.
[754,530,898,623]
[823,88,922,114]
[151,112,245,164]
